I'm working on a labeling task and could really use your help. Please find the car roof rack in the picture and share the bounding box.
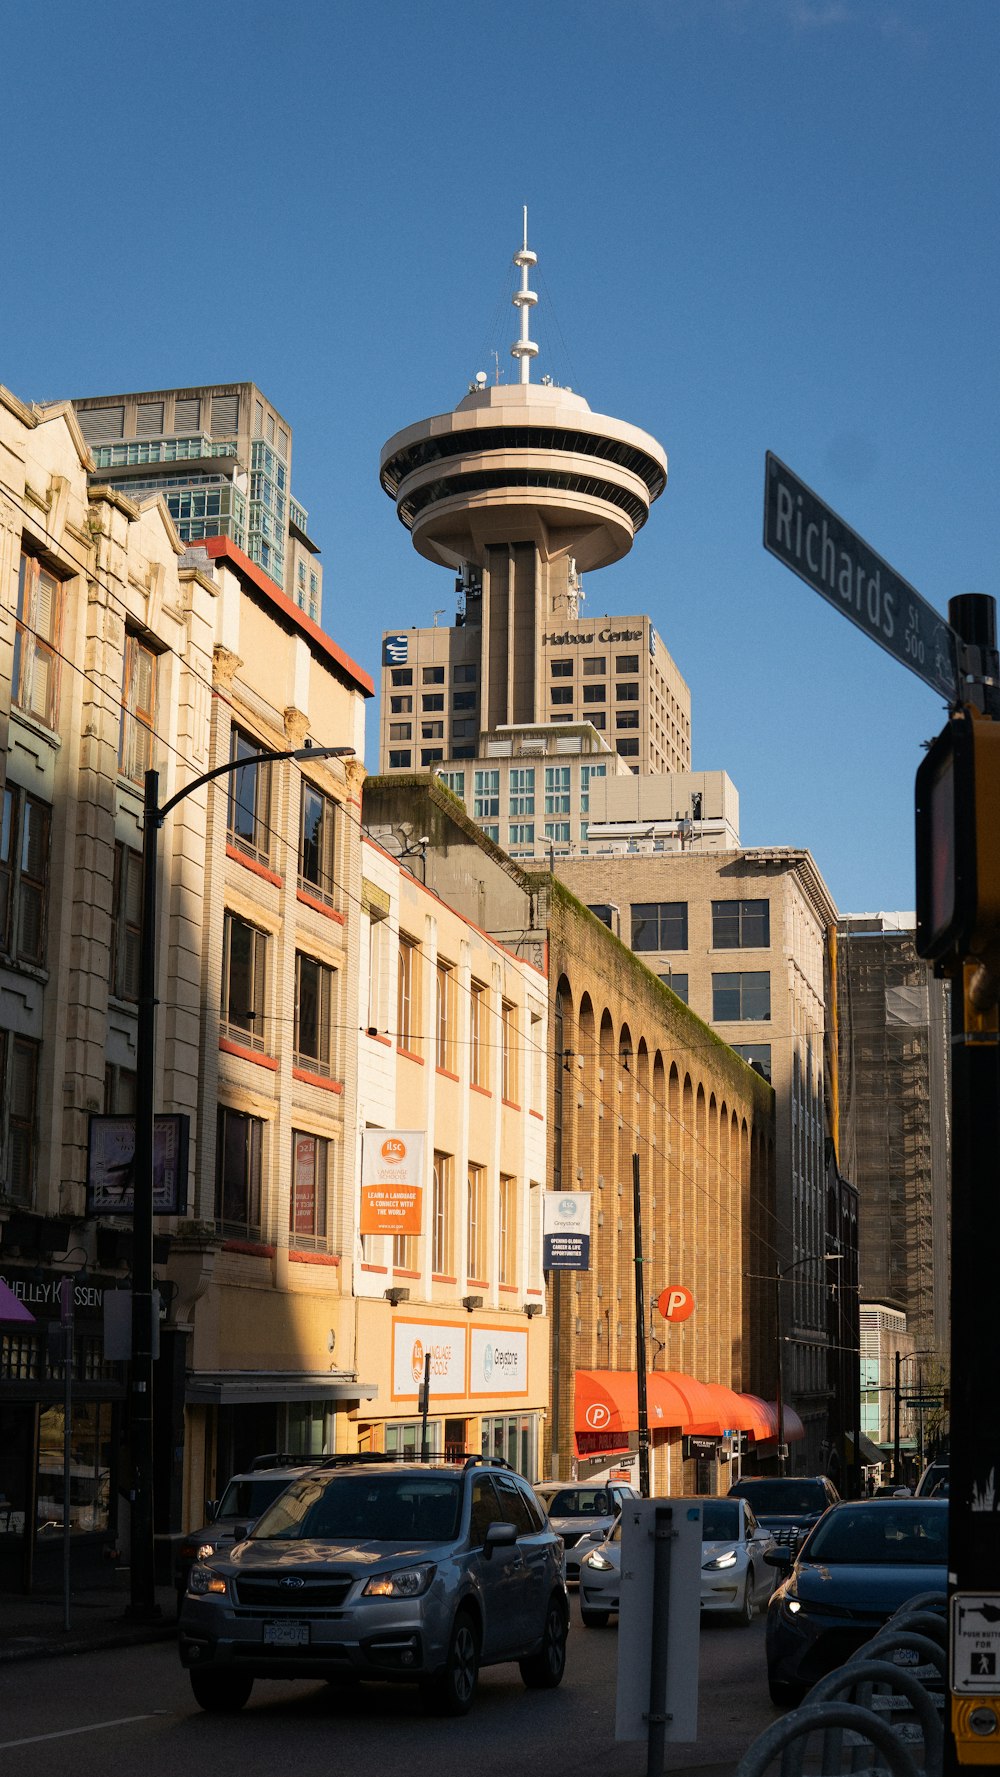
[462,1454,514,1472]
[248,1452,317,1471]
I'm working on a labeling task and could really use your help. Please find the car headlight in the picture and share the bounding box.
[703,1549,738,1570]
[188,1565,228,1597]
[362,1564,436,1598]
[180,1540,217,1563]
[583,1551,615,1572]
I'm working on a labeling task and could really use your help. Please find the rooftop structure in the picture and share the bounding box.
[72,381,324,622]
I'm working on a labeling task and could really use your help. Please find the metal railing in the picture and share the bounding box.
[736,1592,948,1777]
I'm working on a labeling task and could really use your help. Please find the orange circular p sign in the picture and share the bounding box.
[657,1285,694,1322]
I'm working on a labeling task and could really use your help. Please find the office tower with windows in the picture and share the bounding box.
[72,382,324,622]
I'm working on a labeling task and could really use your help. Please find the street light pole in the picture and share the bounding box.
[127,742,354,1620]
[774,1251,843,1481]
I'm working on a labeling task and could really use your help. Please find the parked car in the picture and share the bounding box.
[173,1453,319,1605]
[726,1475,839,1551]
[179,1454,569,1716]
[577,1495,777,1627]
[914,1460,949,1498]
[533,1481,639,1580]
[764,1496,949,1705]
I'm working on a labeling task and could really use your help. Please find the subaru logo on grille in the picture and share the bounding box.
[280,1576,306,1589]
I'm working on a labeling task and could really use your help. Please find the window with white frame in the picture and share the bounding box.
[367,904,387,1032]
[470,980,487,1087]
[544,765,571,815]
[509,767,535,817]
[473,769,500,820]
[397,935,418,1051]
[499,1174,517,1287]
[501,1000,517,1102]
[467,1164,488,1281]
[13,551,62,729]
[432,1151,454,1275]
[436,960,454,1071]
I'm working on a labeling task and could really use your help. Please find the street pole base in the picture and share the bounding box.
[124,1599,163,1624]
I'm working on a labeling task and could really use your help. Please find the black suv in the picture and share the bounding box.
[179,1454,568,1716]
[727,1475,839,1550]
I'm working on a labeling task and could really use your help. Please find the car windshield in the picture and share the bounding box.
[541,1488,613,1517]
[251,1472,463,1542]
[803,1503,948,1565]
[729,1481,825,1515]
[216,1476,296,1520]
[702,1501,740,1541]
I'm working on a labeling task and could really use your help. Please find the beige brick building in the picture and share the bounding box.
[555,846,839,1471]
[363,775,777,1494]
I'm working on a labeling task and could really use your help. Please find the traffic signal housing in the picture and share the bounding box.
[915,707,1000,970]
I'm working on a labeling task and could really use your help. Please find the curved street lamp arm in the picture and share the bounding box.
[154,743,355,825]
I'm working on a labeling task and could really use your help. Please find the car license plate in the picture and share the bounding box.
[263,1620,310,1646]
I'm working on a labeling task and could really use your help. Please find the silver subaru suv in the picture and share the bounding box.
[179,1454,568,1716]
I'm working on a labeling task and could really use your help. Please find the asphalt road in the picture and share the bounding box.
[0,1596,781,1776]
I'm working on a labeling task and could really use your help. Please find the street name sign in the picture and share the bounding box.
[764,453,959,702]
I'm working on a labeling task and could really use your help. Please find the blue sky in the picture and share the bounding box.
[4,0,997,914]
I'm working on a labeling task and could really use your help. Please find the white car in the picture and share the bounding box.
[534,1481,639,1581]
[578,1495,776,1627]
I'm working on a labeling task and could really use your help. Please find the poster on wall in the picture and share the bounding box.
[360,1130,425,1235]
[391,1321,467,1399]
[86,1114,190,1215]
[468,1326,528,1396]
[543,1191,591,1270]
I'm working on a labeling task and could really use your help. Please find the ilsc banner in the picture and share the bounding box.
[543,1192,591,1271]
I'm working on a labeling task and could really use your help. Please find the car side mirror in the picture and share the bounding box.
[233,1523,249,1542]
[206,1499,219,1520]
[765,1546,792,1571]
[483,1521,518,1558]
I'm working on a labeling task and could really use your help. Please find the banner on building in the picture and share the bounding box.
[360,1130,425,1235]
[543,1191,591,1270]
[86,1114,190,1216]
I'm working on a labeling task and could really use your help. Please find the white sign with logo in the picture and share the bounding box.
[469,1327,528,1397]
[543,1191,591,1270]
[391,1321,466,1400]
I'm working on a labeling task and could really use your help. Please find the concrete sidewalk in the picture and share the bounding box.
[0,1574,178,1663]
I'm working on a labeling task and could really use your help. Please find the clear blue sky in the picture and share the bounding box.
[4,1,997,915]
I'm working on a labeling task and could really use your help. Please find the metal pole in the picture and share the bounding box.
[775,1266,786,1477]
[893,1349,901,1484]
[420,1351,430,1460]
[129,767,160,1620]
[60,1277,73,1631]
[633,1154,650,1498]
[646,1504,673,1777]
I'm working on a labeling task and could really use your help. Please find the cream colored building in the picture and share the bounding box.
[352,836,549,1476]
[0,381,380,1590]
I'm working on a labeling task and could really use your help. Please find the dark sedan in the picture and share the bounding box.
[765,1497,948,1705]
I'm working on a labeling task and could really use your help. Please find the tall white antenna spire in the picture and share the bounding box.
[510,205,539,385]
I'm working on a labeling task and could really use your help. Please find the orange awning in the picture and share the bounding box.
[574,1372,804,1445]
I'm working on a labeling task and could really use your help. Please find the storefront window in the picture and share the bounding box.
[385,1421,443,1458]
[36,1401,113,1536]
[480,1413,537,1481]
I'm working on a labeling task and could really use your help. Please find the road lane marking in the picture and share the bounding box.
[0,1714,156,1748]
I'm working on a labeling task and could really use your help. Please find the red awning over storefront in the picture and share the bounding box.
[574,1371,805,1448]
